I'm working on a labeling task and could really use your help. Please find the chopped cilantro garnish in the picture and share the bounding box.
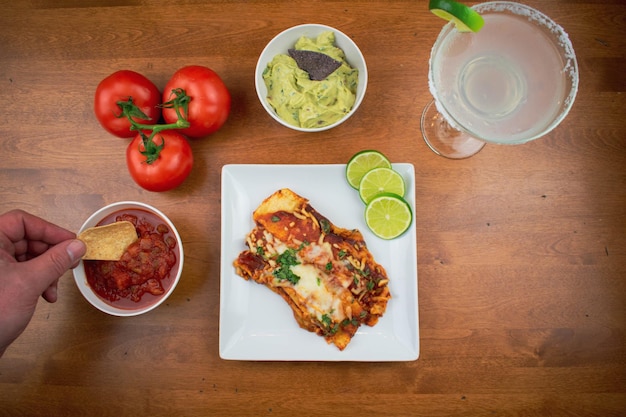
[271,215,280,222]
[319,218,331,234]
[340,318,359,327]
[338,249,347,258]
[273,248,301,285]
[276,248,298,267]
[274,267,300,285]
[325,262,332,271]
[366,281,375,291]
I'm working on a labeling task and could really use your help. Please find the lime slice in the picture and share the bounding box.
[358,167,406,204]
[345,150,392,190]
[364,193,413,240]
[429,0,485,32]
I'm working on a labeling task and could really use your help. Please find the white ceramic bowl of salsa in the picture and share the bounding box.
[255,23,368,132]
[73,201,184,317]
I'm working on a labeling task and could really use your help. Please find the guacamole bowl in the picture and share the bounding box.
[255,24,368,132]
[73,201,184,317]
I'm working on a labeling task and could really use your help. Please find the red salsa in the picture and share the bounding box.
[84,209,179,309]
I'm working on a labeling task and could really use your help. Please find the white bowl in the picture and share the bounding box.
[73,201,184,317]
[255,23,368,132]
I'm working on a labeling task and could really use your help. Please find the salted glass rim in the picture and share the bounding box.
[427,1,579,145]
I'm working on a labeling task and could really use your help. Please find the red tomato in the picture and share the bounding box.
[162,65,231,138]
[94,70,161,138]
[126,131,193,192]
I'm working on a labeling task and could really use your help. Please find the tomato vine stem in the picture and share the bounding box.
[138,131,164,164]
[117,89,192,164]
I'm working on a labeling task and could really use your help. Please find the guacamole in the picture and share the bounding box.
[263,31,359,129]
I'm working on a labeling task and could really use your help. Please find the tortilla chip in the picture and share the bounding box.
[288,49,342,81]
[78,221,138,261]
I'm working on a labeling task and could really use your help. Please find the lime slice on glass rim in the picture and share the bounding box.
[358,167,406,204]
[364,193,413,240]
[345,150,392,190]
[429,0,485,32]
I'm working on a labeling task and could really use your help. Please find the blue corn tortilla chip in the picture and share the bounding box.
[288,49,342,81]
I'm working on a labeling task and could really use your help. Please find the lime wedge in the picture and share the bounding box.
[364,193,413,240]
[345,150,392,190]
[429,0,485,32]
[358,167,406,204]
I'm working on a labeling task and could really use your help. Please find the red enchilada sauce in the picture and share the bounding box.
[84,209,178,309]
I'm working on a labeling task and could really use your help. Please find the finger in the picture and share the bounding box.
[42,279,59,303]
[1,209,75,246]
[15,240,51,261]
[21,239,86,297]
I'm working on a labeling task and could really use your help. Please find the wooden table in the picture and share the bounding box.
[1,1,624,415]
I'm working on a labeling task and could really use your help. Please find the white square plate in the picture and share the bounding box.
[219,164,419,361]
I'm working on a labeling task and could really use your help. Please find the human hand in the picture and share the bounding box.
[0,209,86,356]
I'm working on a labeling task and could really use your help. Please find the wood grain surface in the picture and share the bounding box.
[1,0,625,416]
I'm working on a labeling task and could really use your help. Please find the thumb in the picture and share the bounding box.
[23,239,86,295]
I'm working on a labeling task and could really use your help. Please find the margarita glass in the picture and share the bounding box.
[421,1,579,159]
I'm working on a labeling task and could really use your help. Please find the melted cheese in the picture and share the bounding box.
[290,263,344,322]
[302,241,333,264]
